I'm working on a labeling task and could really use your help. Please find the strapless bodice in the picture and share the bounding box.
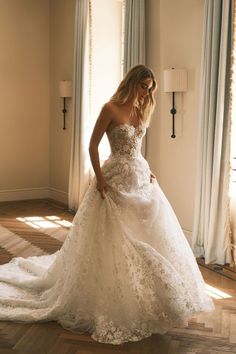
[106,123,146,159]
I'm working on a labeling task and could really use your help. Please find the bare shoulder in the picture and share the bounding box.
[102,101,124,124]
[101,101,117,115]
[90,102,116,135]
[98,101,120,128]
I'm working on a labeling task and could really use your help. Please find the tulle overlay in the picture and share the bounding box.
[0,123,215,344]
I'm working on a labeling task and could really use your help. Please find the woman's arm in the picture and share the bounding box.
[89,103,113,199]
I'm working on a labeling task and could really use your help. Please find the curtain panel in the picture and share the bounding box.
[124,0,147,156]
[68,0,90,211]
[123,0,146,74]
[192,0,234,265]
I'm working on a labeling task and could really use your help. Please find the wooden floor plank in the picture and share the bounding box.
[0,199,235,353]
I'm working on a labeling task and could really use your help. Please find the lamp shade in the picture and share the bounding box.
[59,80,72,98]
[163,68,187,93]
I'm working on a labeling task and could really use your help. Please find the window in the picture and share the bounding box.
[90,0,124,161]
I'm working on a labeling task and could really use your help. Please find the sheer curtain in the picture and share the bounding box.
[123,0,146,156]
[68,0,146,210]
[68,0,91,211]
[123,0,145,74]
[192,0,234,265]
[229,1,236,265]
[90,0,123,163]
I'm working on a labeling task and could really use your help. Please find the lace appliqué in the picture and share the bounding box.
[0,122,215,346]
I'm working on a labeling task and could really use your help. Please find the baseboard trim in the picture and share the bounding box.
[0,187,49,202]
[48,188,68,205]
[0,187,68,204]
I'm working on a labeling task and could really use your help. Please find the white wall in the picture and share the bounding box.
[49,0,75,203]
[146,0,205,239]
[0,0,76,203]
[0,0,206,230]
[0,0,50,201]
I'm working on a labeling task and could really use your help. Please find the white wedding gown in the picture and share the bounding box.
[0,123,215,345]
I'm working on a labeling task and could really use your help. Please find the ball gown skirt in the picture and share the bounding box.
[0,123,215,345]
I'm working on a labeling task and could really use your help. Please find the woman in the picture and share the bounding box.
[89,65,157,199]
[0,65,215,345]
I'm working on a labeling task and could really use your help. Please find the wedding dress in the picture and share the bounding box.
[0,123,215,345]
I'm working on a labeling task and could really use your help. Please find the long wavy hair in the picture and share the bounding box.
[110,65,157,125]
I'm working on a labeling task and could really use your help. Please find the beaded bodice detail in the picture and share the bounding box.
[107,123,146,159]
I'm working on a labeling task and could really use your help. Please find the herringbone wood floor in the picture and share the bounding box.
[0,199,235,354]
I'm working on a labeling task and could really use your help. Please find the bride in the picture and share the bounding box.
[0,65,215,345]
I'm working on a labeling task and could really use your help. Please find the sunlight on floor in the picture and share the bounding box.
[205,283,232,299]
[16,216,72,229]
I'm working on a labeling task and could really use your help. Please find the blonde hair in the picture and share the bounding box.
[110,64,157,125]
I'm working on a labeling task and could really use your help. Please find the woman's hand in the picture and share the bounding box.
[96,175,108,199]
[150,171,156,183]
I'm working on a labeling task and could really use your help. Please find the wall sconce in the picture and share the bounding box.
[163,68,187,138]
[59,80,72,130]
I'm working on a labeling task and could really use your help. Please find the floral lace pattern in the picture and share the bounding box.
[107,123,145,158]
[0,123,215,345]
